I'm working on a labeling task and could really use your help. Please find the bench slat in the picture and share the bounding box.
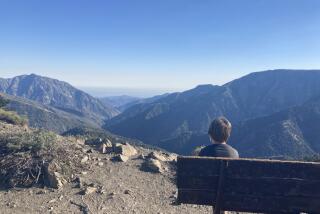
[178,176,320,197]
[178,189,320,213]
[178,157,320,180]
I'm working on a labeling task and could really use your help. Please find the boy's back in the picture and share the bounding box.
[199,143,239,158]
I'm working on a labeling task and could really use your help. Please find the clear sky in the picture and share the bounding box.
[0,0,320,96]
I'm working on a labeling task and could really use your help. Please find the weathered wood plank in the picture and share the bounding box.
[178,189,320,213]
[178,176,320,197]
[177,156,320,212]
[178,156,320,179]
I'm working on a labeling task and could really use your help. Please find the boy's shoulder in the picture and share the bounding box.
[199,144,239,158]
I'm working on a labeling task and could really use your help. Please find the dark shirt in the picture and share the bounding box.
[199,143,239,158]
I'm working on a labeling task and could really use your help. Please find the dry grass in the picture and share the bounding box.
[0,109,28,126]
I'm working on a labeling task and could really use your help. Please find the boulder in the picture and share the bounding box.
[44,162,66,189]
[141,159,163,173]
[98,139,113,154]
[113,143,137,157]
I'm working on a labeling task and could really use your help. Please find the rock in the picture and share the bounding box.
[81,186,97,195]
[76,138,85,145]
[141,159,163,173]
[98,139,113,153]
[147,151,177,162]
[147,152,168,161]
[99,143,107,154]
[97,162,104,166]
[48,199,57,203]
[36,190,47,194]
[113,154,129,162]
[114,143,137,157]
[44,162,65,189]
[124,189,131,194]
[74,177,83,188]
[81,156,89,163]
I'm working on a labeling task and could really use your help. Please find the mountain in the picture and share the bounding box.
[1,93,100,134]
[0,74,120,124]
[99,95,141,110]
[105,69,320,157]
[100,94,170,112]
[229,95,320,159]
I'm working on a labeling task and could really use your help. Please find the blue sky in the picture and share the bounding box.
[0,0,320,96]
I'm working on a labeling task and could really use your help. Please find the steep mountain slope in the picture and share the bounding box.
[0,74,119,124]
[106,70,320,156]
[229,95,320,159]
[1,93,100,134]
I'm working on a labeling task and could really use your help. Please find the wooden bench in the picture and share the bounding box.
[177,156,320,214]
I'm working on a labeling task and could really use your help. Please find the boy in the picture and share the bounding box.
[199,116,239,158]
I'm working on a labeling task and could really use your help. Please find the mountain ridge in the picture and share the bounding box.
[0,74,120,125]
[106,69,320,158]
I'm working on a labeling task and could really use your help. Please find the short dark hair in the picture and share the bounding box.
[208,117,232,143]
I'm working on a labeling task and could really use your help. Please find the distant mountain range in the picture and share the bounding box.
[99,95,142,111]
[100,94,170,112]
[106,69,320,159]
[2,70,320,159]
[0,74,119,126]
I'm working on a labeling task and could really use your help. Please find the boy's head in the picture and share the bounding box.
[208,117,232,143]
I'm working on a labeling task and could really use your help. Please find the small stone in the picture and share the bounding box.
[81,186,97,195]
[124,189,131,194]
[81,171,88,175]
[98,162,104,166]
[48,199,57,203]
[81,156,89,163]
[6,202,16,208]
[36,190,47,194]
[99,143,107,154]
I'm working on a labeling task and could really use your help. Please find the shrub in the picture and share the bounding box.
[0,95,9,108]
[0,109,28,126]
[0,129,58,187]
[0,130,56,154]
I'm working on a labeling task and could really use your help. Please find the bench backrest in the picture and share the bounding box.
[177,156,320,213]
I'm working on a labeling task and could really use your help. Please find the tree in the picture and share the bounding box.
[0,95,9,108]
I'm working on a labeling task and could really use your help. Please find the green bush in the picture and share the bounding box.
[0,95,9,108]
[0,109,28,126]
[0,129,57,154]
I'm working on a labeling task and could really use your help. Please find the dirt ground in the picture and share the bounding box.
[0,142,217,214]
